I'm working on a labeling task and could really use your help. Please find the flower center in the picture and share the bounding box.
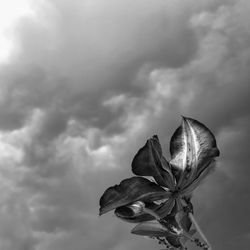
[171,189,180,199]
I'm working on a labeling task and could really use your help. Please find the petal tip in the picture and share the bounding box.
[215,148,220,157]
[181,116,193,122]
[99,208,105,216]
[152,134,159,140]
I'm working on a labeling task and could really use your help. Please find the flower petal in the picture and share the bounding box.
[115,208,155,223]
[131,215,186,248]
[165,235,183,248]
[154,198,175,219]
[169,117,220,188]
[159,211,194,248]
[181,160,217,195]
[99,177,170,215]
[181,229,196,244]
[176,211,192,232]
[159,215,182,236]
[114,201,157,223]
[132,135,175,189]
[131,220,169,237]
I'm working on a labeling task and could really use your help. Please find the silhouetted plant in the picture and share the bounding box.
[99,117,220,250]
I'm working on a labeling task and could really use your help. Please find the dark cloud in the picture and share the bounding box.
[0,0,205,134]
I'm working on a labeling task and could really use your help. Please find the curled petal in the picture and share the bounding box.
[115,201,157,223]
[132,135,175,189]
[115,208,155,223]
[169,117,219,188]
[99,177,170,215]
[115,210,155,223]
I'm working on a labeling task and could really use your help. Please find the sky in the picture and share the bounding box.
[0,0,249,250]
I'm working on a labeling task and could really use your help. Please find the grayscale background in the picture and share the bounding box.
[0,0,249,250]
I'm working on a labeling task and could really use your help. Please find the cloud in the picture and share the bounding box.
[0,0,250,250]
[0,0,203,132]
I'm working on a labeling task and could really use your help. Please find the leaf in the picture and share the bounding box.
[99,177,170,215]
[131,221,168,237]
[169,117,220,188]
[132,135,175,189]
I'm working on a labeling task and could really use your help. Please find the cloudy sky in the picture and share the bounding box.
[0,0,250,249]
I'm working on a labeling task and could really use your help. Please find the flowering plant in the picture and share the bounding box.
[99,117,220,250]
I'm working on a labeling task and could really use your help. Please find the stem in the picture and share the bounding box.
[188,212,212,250]
[181,231,195,241]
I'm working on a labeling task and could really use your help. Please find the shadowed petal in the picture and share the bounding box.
[159,215,182,236]
[154,198,175,219]
[159,211,193,248]
[132,220,183,248]
[169,117,220,188]
[115,199,176,222]
[181,229,196,244]
[165,235,183,248]
[131,206,193,249]
[181,160,217,195]
[131,220,170,237]
[99,177,170,215]
[115,209,155,223]
[176,211,192,232]
[132,135,175,189]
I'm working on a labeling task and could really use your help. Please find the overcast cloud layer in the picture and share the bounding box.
[0,0,250,250]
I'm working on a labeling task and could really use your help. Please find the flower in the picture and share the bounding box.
[131,205,196,249]
[99,117,219,248]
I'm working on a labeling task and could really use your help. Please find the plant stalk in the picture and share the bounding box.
[188,212,212,250]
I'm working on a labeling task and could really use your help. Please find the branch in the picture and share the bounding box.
[188,213,212,250]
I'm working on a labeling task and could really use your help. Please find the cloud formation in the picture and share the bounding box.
[0,0,250,249]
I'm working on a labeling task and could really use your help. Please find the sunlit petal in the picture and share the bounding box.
[169,117,219,188]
